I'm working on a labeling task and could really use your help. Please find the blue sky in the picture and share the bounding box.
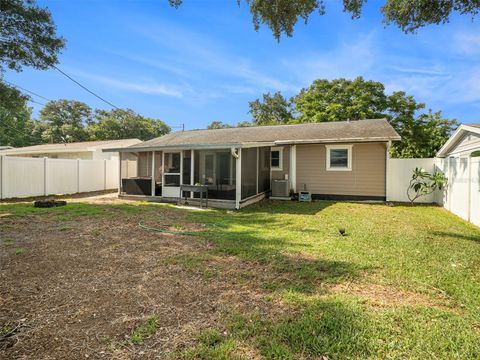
[5,0,480,129]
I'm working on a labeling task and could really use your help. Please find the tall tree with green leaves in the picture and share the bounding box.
[249,77,457,158]
[0,0,65,72]
[168,1,480,40]
[1,0,65,145]
[249,91,294,125]
[0,82,35,147]
[87,109,170,141]
[293,78,388,123]
[207,121,233,130]
[38,100,92,143]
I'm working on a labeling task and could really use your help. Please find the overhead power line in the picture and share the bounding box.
[28,99,46,106]
[3,80,52,102]
[52,65,120,110]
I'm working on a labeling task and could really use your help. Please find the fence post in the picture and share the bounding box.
[448,157,453,211]
[0,156,3,200]
[468,156,472,223]
[43,157,48,196]
[77,159,80,194]
[104,159,107,190]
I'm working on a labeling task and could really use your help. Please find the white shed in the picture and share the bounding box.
[0,139,141,160]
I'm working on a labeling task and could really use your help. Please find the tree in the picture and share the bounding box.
[293,78,387,123]
[0,82,35,147]
[248,91,293,125]
[87,109,170,141]
[236,120,252,127]
[250,77,457,158]
[168,1,480,40]
[0,0,65,72]
[207,121,233,129]
[38,100,92,143]
[387,91,458,158]
[1,0,65,117]
[407,167,447,204]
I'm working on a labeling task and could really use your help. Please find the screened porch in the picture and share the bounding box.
[118,146,271,209]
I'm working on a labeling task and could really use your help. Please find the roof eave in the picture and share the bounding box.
[104,137,400,152]
[274,136,401,145]
[0,148,92,155]
[436,124,478,157]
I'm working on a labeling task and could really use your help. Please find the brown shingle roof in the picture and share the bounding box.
[122,119,400,151]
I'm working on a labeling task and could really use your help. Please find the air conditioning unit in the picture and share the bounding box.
[272,179,290,198]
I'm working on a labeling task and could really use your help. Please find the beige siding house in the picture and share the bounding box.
[107,119,400,209]
[0,139,142,160]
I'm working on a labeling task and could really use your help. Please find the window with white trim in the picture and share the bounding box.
[271,147,283,171]
[326,145,352,171]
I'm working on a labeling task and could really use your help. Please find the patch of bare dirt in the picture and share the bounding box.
[330,282,452,309]
[0,206,288,359]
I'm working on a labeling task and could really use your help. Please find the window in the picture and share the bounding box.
[271,147,283,171]
[326,145,352,171]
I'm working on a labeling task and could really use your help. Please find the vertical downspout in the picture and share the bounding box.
[290,145,297,194]
[256,147,259,194]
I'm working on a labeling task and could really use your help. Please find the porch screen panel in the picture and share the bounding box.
[258,147,271,193]
[120,152,153,196]
[241,147,257,199]
[194,150,236,200]
[182,151,191,197]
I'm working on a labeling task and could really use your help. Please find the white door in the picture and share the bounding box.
[162,151,181,198]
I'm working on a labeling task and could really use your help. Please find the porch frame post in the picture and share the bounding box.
[235,148,242,210]
[151,151,156,197]
[180,150,184,198]
[118,152,123,195]
[190,149,194,198]
[161,151,165,197]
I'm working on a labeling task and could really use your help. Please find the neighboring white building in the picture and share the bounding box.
[437,124,480,158]
[0,139,141,160]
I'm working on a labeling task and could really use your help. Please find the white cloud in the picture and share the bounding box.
[455,33,480,55]
[130,21,298,94]
[69,69,184,97]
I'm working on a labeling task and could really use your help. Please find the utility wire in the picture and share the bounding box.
[3,80,52,102]
[28,99,47,106]
[52,65,120,110]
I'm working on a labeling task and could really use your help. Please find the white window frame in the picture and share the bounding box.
[271,147,283,171]
[326,144,352,171]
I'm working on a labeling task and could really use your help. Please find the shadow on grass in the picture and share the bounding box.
[244,199,336,215]
[187,298,374,360]
[433,231,480,243]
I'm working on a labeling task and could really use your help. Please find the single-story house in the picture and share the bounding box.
[0,139,142,160]
[437,124,480,158]
[107,119,400,209]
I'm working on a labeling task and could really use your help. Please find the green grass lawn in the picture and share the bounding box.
[2,199,480,359]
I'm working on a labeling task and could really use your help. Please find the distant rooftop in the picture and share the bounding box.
[117,119,400,151]
[0,139,141,155]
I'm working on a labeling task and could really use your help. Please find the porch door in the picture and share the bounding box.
[162,151,181,198]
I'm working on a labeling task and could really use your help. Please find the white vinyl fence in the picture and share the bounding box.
[387,157,480,227]
[0,156,119,200]
[435,157,479,226]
